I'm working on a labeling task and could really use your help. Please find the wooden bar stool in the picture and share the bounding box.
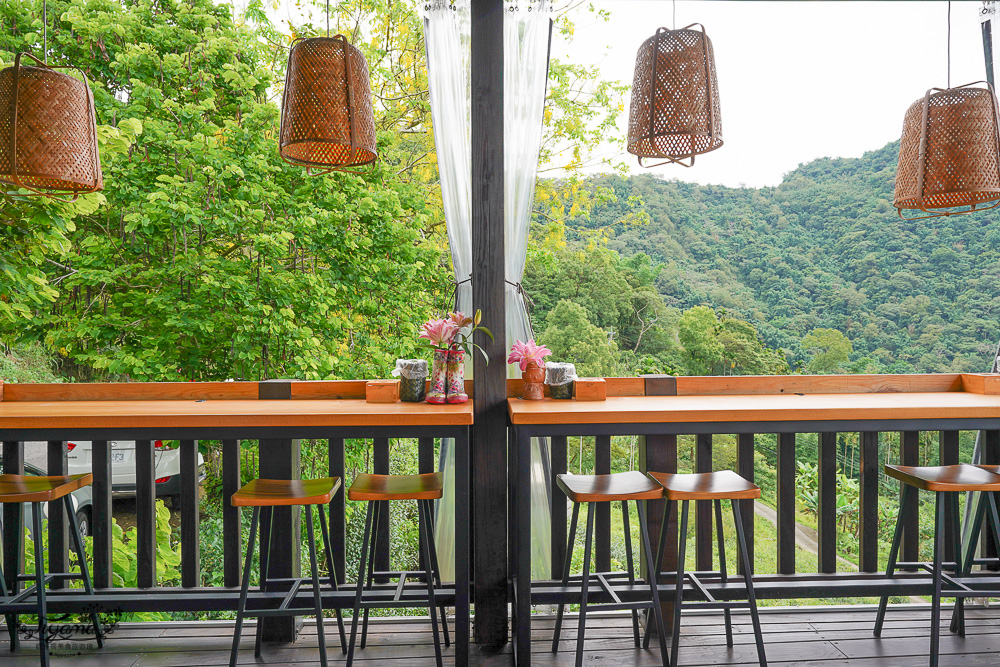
[0,473,104,667]
[229,477,347,667]
[346,472,448,667]
[552,471,669,667]
[647,470,766,667]
[875,464,1000,667]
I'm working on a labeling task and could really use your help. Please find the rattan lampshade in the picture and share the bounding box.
[279,35,377,173]
[627,24,722,168]
[894,82,1000,220]
[0,52,102,199]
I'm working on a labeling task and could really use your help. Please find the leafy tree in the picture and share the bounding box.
[541,299,618,377]
[802,328,853,374]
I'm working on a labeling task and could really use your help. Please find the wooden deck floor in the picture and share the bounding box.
[4,605,1000,665]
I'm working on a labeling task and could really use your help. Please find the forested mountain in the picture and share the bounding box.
[533,140,1000,374]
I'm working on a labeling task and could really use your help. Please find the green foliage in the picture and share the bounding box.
[543,140,1000,374]
[0,343,62,383]
[0,0,447,381]
[801,328,853,374]
[541,300,617,377]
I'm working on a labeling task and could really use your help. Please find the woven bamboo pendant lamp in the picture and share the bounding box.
[0,51,102,200]
[279,35,377,173]
[893,82,1000,220]
[627,23,722,168]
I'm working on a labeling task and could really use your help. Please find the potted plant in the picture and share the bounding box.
[507,339,552,400]
[418,310,491,404]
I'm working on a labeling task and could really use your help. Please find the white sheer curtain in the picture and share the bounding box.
[424,0,553,580]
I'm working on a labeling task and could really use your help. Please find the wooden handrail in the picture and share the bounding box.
[1,373,995,402]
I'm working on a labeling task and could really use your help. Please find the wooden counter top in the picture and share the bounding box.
[507,392,1000,425]
[0,398,473,430]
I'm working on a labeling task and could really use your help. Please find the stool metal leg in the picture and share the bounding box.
[306,507,329,667]
[636,499,669,667]
[230,506,260,667]
[644,498,673,650]
[360,500,381,649]
[930,492,945,667]
[732,499,766,667]
[0,555,16,651]
[714,499,733,648]
[346,500,374,667]
[65,495,103,648]
[670,500,689,667]
[622,500,641,647]
[425,501,450,648]
[318,505,348,654]
[875,484,911,637]
[419,500,443,667]
[552,500,580,652]
[575,502,596,667]
[948,492,965,637]
[31,503,49,667]
[254,506,274,659]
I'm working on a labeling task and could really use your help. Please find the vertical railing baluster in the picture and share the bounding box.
[596,434,612,573]
[550,435,568,580]
[901,431,920,565]
[374,437,390,580]
[983,430,1000,570]
[940,430,960,562]
[736,433,755,574]
[47,440,69,587]
[135,439,156,588]
[860,432,879,572]
[2,441,24,600]
[180,439,200,587]
[817,432,837,574]
[91,440,112,588]
[223,439,242,588]
[329,438,346,585]
[418,437,434,572]
[695,433,713,571]
[776,433,796,575]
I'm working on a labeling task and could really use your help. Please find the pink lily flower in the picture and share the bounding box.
[507,338,552,371]
[419,318,459,349]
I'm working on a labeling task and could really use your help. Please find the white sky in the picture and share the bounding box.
[563,1,991,187]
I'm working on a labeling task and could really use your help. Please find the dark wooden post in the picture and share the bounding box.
[776,433,796,575]
[258,380,302,642]
[983,431,1000,570]
[940,430,960,563]
[901,431,920,565]
[736,432,756,574]
[135,439,157,588]
[695,434,713,571]
[859,431,879,572]
[817,432,837,574]
[2,441,24,600]
[638,375,677,633]
[471,0,507,648]
[223,439,243,588]
[92,440,113,588]
[180,439,201,587]
[47,440,69,587]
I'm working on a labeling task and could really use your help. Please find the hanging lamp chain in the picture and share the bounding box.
[326,0,330,38]
[948,0,952,89]
[43,0,47,65]
[672,0,676,30]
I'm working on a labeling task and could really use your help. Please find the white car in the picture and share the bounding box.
[66,440,205,508]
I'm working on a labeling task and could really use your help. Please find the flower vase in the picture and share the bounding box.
[426,348,449,404]
[446,348,468,404]
[522,361,545,400]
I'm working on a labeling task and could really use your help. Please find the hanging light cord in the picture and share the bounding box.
[326,0,330,37]
[42,0,47,64]
[672,0,676,30]
[947,0,952,89]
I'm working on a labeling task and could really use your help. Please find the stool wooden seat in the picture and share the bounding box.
[347,472,443,501]
[347,472,448,667]
[555,471,663,502]
[884,464,1000,492]
[0,473,103,667]
[552,471,669,667]
[875,463,1000,667]
[231,477,341,507]
[230,477,347,667]
[648,470,762,500]
[647,469,766,667]
[0,473,93,503]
